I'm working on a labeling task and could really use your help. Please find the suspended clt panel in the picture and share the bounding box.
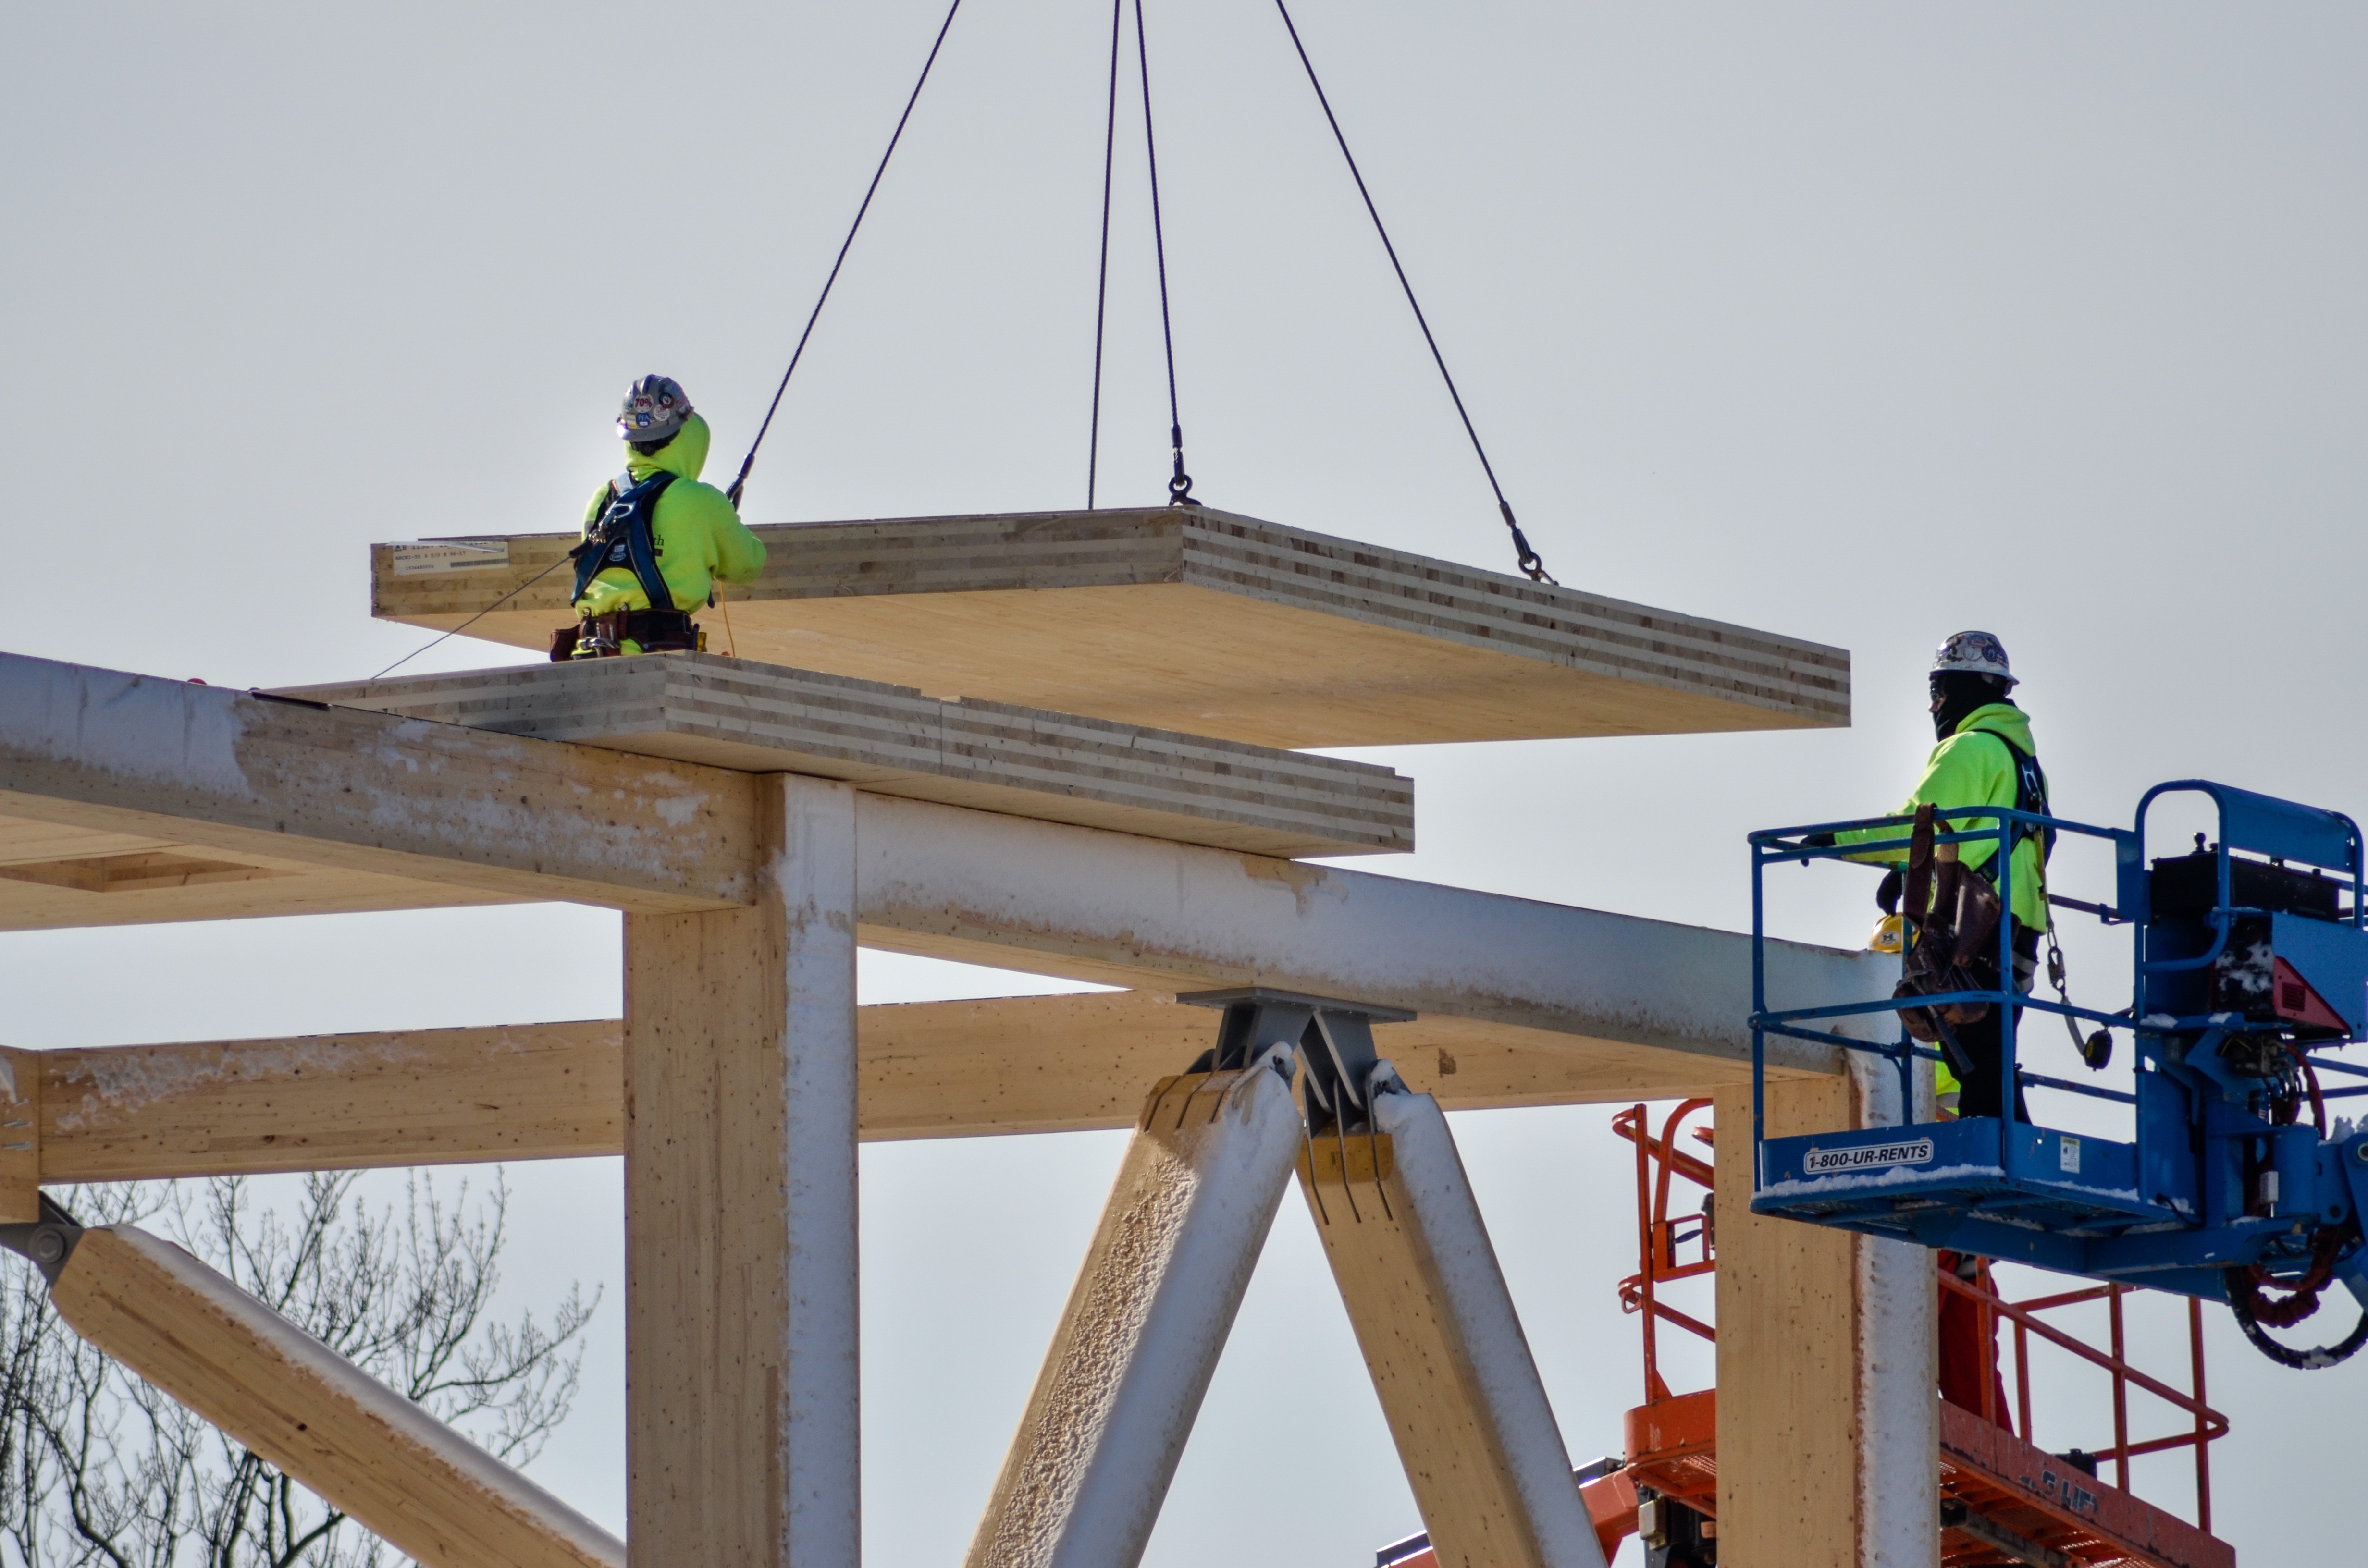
[370,507,1848,750]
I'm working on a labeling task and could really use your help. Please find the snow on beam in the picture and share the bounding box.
[852,795,1884,1076]
[0,652,758,915]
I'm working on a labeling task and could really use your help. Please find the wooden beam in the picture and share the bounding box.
[1712,1068,1936,1568]
[37,1022,623,1181]
[966,1058,1304,1568]
[31,994,1838,1184]
[853,794,1881,1077]
[1302,1090,1605,1568]
[0,652,760,923]
[43,1225,623,1568]
[286,654,1414,861]
[625,776,859,1568]
[0,1048,35,1223]
[369,508,1849,749]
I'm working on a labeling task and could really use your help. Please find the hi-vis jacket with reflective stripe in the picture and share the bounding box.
[576,412,768,619]
[1835,702,2051,931]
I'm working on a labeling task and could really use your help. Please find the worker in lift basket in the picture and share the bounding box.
[1821,629,2097,1122]
[555,375,767,660]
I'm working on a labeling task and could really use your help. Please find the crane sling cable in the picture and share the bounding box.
[1134,0,1196,507]
[725,0,966,512]
[1085,0,1122,507]
[1087,0,1199,508]
[366,1,963,684]
[1270,0,1554,585]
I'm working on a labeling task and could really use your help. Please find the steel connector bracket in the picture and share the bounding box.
[0,1195,84,1286]
[1175,987,1415,1138]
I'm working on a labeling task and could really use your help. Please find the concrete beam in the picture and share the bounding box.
[853,794,1879,1076]
[0,652,758,915]
[40,1224,623,1568]
[966,1056,1305,1568]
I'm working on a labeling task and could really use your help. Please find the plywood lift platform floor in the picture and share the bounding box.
[371,507,1850,749]
[285,654,1410,860]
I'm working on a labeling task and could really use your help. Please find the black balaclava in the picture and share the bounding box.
[1930,670,2012,740]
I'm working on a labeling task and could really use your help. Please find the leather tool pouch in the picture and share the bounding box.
[552,610,701,661]
[1893,803,2005,1041]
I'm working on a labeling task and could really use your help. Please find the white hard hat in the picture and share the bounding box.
[1931,630,2016,686]
[617,375,693,442]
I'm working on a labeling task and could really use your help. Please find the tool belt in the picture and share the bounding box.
[1893,802,2008,1043]
[550,609,703,661]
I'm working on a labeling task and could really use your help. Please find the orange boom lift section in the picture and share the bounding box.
[1374,1102,2238,1568]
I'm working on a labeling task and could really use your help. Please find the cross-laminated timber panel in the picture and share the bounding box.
[284,653,1412,860]
[370,508,1850,749]
[27,993,1840,1184]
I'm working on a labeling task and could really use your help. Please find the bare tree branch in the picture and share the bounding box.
[0,1171,593,1568]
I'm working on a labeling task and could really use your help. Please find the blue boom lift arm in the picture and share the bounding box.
[1749,780,2368,1370]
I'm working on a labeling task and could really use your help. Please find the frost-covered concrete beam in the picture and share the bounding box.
[853,795,1882,1075]
[0,653,758,913]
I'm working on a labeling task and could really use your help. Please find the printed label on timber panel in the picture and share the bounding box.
[389,540,510,575]
[368,507,1849,750]
[1802,1139,1934,1175]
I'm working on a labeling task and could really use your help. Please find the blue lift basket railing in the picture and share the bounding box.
[1748,780,2368,1369]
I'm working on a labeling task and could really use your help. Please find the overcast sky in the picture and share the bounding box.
[6,3,2366,1563]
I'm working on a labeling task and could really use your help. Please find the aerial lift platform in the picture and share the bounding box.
[1750,781,2368,1374]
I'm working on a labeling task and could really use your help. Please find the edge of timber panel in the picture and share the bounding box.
[367,508,1847,748]
[281,653,1413,859]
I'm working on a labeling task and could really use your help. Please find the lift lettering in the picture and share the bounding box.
[1802,1139,1935,1176]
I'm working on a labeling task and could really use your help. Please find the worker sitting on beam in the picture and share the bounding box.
[556,375,767,660]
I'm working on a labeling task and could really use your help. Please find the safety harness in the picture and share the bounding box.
[1988,731,2053,867]
[570,470,678,612]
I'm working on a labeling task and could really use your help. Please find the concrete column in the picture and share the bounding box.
[1304,1085,1605,1568]
[626,776,859,1568]
[965,1051,1305,1568]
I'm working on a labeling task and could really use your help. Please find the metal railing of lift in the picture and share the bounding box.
[1748,804,2141,1145]
[1942,1262,2227,1536]
[1611,1101,1716,1404]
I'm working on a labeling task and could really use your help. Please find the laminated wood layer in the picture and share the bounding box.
[31,993,1835,1182]
[370,508,1849,749]
[287,654,1411,861]
[0,813,526,931]
[50,1226,623,1568]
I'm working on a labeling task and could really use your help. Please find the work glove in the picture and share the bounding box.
[1876,867,1903,915]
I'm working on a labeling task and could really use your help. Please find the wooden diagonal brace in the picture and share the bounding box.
[1302,1087,1604,1568]
[966,1050,1306,1568]
[37,1225,622,1568]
